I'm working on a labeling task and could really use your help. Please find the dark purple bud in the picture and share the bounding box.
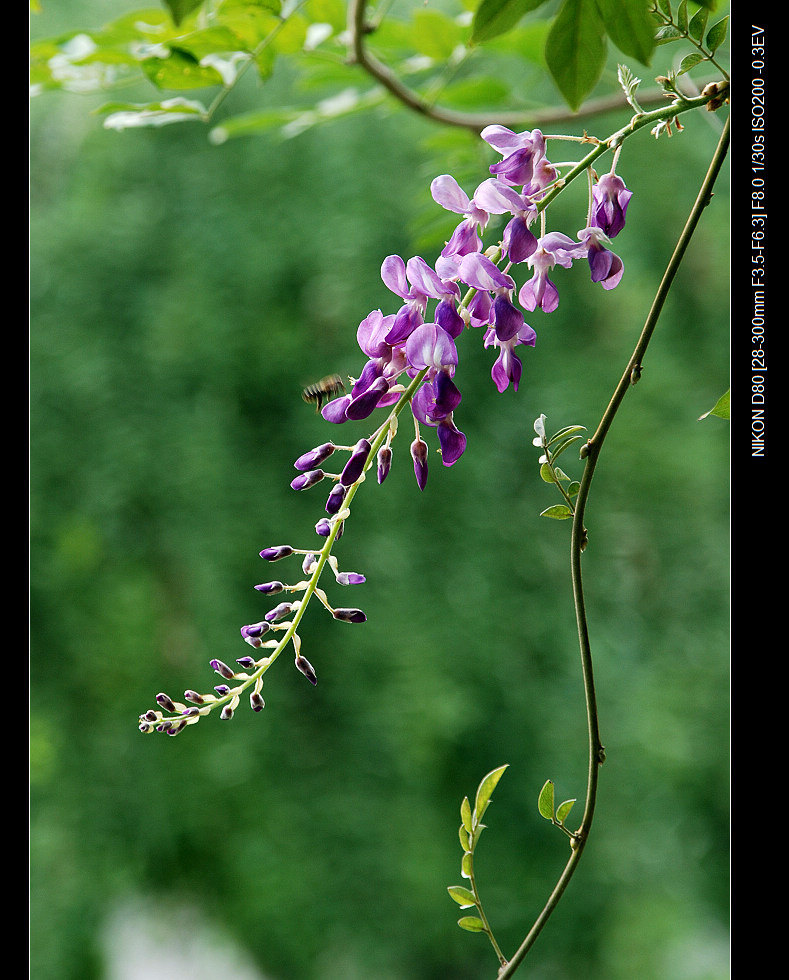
[295,655,318,685]
[333,607,367,623]
[210,658,236,680]
[236,656,256,670]
[143,709,159,722]
[265,601,294,623]
[259,545,293,561]
[345,377,389,421]
[377,446,392,484]
[156,692,177,713]
[250,691,265,712]
[254,581,285,595]
[302,553,317,575]
[290,469,325,491]
[214,684,231,696]
[336,571,366,586]
[183,690,205,705]
[181,706,200,717]
[220,704,235,721]
[315,517,331,537]
[411,438,429,491]
[294,442,336,471]
[325,483,347,515]
[340,439,372,486]
[241,621,271,647]
[139,721,153,733]
[166,720,186,736]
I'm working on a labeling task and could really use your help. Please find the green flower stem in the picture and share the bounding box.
[161,367,431,726]
[536,91,721,215]
[498,112,729,979]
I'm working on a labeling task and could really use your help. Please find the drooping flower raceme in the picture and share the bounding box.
[139,123,633,735]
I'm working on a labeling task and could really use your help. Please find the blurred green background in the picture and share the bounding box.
[30,3,729,978]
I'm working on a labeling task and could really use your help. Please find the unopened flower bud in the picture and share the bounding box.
[240,621,271,647]
[183,690,205,705]
[333,607,367,623]
[340,438,372,486]
[294,442,336,471]
[377,446,392,484]
[156,692,177,713]
[236,656,256,670]
[254,581,285,595]
[410,438,429,491]
[265,601,294,623]
[260,545,294,561]
[336,571,366,586]
[220,704,235,721]
[295,655,318,685]
[210,658,236,680]
[325,483,347,515]
[214,684,231,696]
[143,710,158,723]
[290,469,325,491]
[250,691,265,712]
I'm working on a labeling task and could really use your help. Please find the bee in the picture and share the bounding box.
[302,374,346,413]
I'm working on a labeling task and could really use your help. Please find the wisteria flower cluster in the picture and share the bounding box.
[139,123,632,735]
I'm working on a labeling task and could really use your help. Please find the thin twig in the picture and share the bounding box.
[497,112,729,978]
[346,0,719,133]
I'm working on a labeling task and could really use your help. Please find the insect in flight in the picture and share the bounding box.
[302,374,346,413]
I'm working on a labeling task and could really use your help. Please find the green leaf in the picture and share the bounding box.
[448,885,477,908]
[545,424,586,446]
[677,51,705,74]
[548,435,583,463]
[566,481,581,497]
[461,796,474,834]
[461,851,473,879]
[99,97,206,129]
[545,0,607,111]
[539,461,557,484]
[470,0,549,45]
[677,0,688,33]
[698,389,730,421]
[474,764,508,822]
[141,48,225,90]
[538,779,555,819]
[164,0,206,26]
[540,505,573,520]
[457,915,487,932]
[555,798,576,823]
[655,24,683,44]
[706,16,729,54]
[459,825,471,851]
[594,0,655,65]
[688,4,709,41]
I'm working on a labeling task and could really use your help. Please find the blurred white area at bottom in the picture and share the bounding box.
[102,896,272,980]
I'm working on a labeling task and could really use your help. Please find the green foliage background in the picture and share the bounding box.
[31,2,729,977]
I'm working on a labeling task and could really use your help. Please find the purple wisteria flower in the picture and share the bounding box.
[518,232,586,313]
[576,227,624,290]
[591,173,632,238]
[430,175,490,278]
[480,126,557,195]
[473,178,539,264]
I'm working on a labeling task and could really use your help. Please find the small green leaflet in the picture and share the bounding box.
[698,389,730,421]
[470,0,549,45]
